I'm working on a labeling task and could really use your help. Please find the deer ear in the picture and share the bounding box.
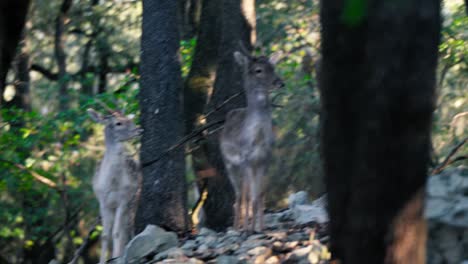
[87,108,105,124]
[234,51,248,67]
[269,51,282,65]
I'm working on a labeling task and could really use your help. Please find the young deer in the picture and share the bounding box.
[220,49,284,232]
[87,107,142,264]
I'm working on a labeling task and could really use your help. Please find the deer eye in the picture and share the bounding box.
[255,68,263,74]
[116,122,122,126]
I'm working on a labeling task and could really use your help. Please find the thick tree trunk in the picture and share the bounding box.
[0,0,30,106]
[201,0,256,231]
[183,0,221,229]
[319,1,440,263]
[136,0,188,233]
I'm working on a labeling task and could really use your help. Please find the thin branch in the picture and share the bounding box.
[0,159,58,189]
[432,137,467,175]
[30,64,58,80]
[142,119,225,168]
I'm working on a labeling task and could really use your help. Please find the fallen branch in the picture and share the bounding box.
[432,137,467,175]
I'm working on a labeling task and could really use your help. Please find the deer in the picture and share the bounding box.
[87,106,142,264]
[220,48,284,232]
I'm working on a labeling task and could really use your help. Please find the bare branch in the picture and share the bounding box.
[432,137,467,175]
[0,159,58,189]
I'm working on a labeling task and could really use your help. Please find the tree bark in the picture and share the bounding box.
[183,0,221,229]
[136,0,188,233]
[319,1,440,263]
[55,0,73,111]
[0,0,30,106]
[201,0,256,231]
[5,31,31,112]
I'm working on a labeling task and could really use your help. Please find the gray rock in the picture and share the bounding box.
[426,167,468,264]
[425,167,468,227]
[199,227,218,236]
[122,225,178,263]
[153,247,186,261]
[288,191,309,208]
[293,204,328,224]
[216,255,240,264]
[181,240,197,251]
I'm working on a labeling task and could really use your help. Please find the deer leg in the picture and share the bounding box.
[99,205,115,264]
[254,166,266,232]
[112,204,129,258]
[250,177,259,233]
[244,166,256,232]
[226,164,242,230]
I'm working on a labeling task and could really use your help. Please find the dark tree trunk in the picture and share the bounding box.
[184,0,220,133]
[5,32,31,112]
[55,0,73,111]
[201,0,256,231]
[178,0,201,40]
[183,0,221,229]
[0,0,30,106]
[319,1,440,263]
[136,0,188,233]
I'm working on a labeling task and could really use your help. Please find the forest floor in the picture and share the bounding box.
[109,193,331,264]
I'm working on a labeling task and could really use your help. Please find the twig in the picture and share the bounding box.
[68,217,100,264]
[201,91,243,121]
[141,119,225,168]
[432,137,467,175]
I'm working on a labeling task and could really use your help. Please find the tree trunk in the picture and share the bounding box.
[5,31,31,112]
[183,0,221,229]
[0,0,30,106]
[55,0,73,111]
[136,0,188,234]
[201,0,256,231]
[319,1,440,263]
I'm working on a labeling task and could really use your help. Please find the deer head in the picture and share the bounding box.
[234,48,284,108]
[87,108,143,144]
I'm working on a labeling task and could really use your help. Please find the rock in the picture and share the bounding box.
[181,240,197,251]
[216,255,241,264]
[153,247,187,261]
[265,256,280,264]
[203,235,219,248]
[122,225,178,263]
[288,191,309,209]
[287,232,308,242]
[425,167,468,227]
[293,204,328,225]
[425,167,468,264]
[199,227,218,236]
[266,231,287,241]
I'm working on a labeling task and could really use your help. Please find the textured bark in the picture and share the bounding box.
[184,0,221,133]
[0,0,30,106]
[183,0,221,229]
[319,1,440,263]
[5,32,31,111]
[136,0,188,233]
[55,0,73,110]
[201,0,256,231]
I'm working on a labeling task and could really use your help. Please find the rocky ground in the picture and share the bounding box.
[103,166,467,264]
[110,192,330,264]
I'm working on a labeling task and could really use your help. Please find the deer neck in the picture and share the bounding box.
[104,139,126,156]
[245,85,271,116]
